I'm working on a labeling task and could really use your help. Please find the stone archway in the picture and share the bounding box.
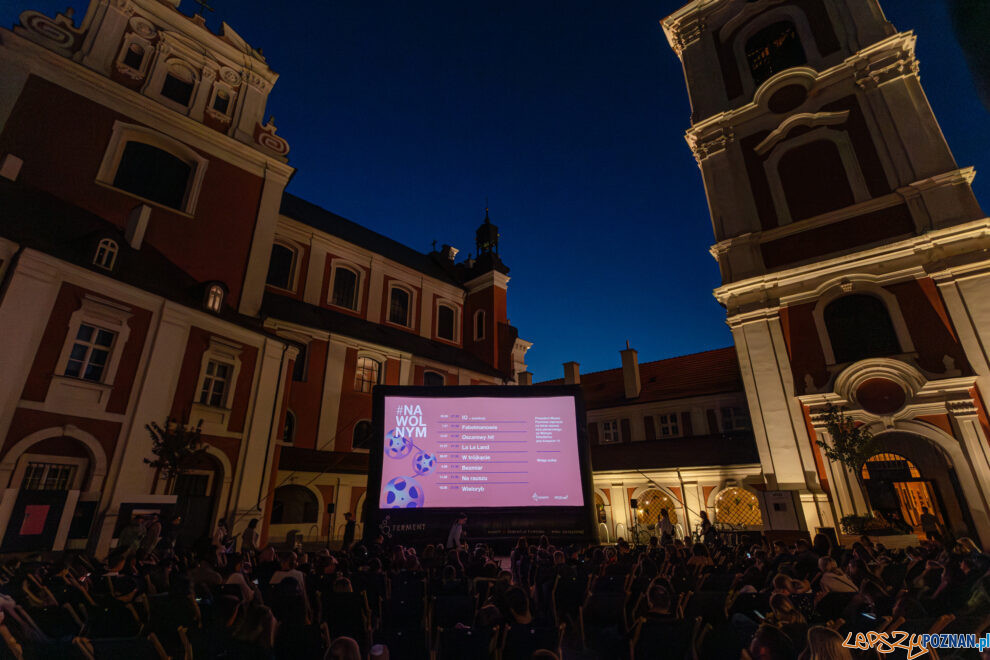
[866,429,979,540]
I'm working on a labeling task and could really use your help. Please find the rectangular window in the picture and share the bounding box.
[23,462,77,491]
[331,268,358,309]
[721,406,751,432]
[354,357,381,393]
[600,420,620,444]
[437,305,456,340]
[292,345,308,382]
[389,288,411,326]
[199,360,232,408]
[63,323,116,382]
[161,73,194,106]
[657,413,681,438]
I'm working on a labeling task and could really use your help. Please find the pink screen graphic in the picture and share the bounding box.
[379,396,583,509]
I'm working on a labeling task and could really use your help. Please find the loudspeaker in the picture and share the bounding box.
[630,498,638,509]
[327,503,335,514]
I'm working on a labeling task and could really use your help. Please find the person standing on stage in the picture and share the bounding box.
[447,513,467,549]
[341,512,356,550]
[657,508,674,544]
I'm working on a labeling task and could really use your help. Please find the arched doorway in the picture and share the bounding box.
[0,429,104,553]
[171,452,223,550]
[864,432,971,538]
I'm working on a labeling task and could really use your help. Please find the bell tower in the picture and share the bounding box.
[664,0,990,543]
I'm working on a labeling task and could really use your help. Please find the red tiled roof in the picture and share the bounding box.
[540,346,743,410]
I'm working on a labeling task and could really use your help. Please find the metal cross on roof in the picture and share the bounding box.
[192,0,215,15]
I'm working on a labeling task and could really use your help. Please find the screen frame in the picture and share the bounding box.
[367,384,595,542]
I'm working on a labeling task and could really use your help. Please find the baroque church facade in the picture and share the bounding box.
[545,0,990,550]
[659,0,990,546]
[0,0,529,554]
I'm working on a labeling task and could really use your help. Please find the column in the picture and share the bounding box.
[949,410,990,547]
[94,303,190,555]
[0,255,61,446]
[229,340,293,534]
[303,241,328,305]
[316,340,348,451]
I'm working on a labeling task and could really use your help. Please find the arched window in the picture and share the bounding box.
[635,489,679,528]
[861,453,921,480]
[424,371,444,387]
[160,62,196,106]
[112,142,192,210]
[355,357,381,392]
[283,410,295,444]
[714,487,763,527]
[437,304,456,341]
[204,283,225,313]
[266,243,296,290]
[93,238,118,270]
[388,286,412,326]
[778,140,855,221]
[353,420,373,450]
[271,485,318,524]
[474,309,486,341]
[824,295,901,364]
[331,267,359,310]
[745,21,806,87]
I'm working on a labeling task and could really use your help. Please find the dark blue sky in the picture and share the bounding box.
[5,1,989,380]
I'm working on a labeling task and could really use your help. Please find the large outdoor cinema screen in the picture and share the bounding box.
[377,392,584,510]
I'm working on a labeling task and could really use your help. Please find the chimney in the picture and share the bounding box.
[518,371,533,386]
[563,361,580,385]
[125,204,152,249]
[440,244,459,262]
[620,341,641,399]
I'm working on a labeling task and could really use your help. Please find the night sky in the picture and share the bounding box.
[4,1,989,381]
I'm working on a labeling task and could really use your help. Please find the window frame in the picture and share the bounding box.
[328,260,364,312]
[50,295,133,413]
[386,283,416,328]
[811,282,914,366]
[93,238,119,271]
[148,57,200,113]
[282,410,296,445]
[473,309,486,341]
[600,419,621,444]
[656,412,682,438]
[204,283,225,313]
[11,454,88,492]
[352,419,373,453]
[190,337,243,433]
[206,82,237,122]
[265,240,301,293]
[95,121,208,216]
[764,127,870,226]
[114,33,153,81]
[354,355,382,393]
[435,300,460,343]
[423,370,445,387]
[720,406,751,432]
[730,6,823,98]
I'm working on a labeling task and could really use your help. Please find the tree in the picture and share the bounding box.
[816,403,880,517]
[144,417,206,490]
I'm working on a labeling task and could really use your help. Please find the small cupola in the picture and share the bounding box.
[475,209,499,256]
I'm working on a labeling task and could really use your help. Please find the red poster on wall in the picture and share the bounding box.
[19,505,50,535]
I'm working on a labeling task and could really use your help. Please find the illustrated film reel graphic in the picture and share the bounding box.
[412,450,437,475]
[385,428,413,459]
[384,476,424,508]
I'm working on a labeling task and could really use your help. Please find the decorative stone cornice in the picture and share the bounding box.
[686,124,734,163]
[853,32,919,90]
